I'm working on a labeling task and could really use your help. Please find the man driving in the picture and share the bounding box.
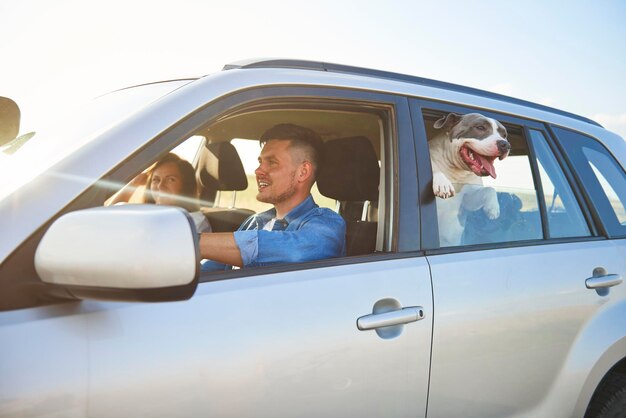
[200,123,346,270]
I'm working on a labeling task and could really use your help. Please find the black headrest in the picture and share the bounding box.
[196,142,248,193]
[317,136,379,201]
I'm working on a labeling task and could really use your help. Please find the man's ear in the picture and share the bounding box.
[298,161,314,183]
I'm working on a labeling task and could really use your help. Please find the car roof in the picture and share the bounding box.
[223,58,601,128]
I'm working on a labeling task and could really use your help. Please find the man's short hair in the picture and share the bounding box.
[260,123,324,173]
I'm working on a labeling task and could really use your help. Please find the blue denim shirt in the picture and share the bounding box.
[201,195,346,271]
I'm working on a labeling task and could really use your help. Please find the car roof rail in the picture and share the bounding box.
[223,58,601,127]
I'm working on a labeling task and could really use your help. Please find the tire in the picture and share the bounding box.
[585,371,626,418]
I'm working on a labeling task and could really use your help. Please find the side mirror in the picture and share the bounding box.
[0,96,20,147]
[35,205,199,302]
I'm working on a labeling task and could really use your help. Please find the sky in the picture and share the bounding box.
[1,0,625,137]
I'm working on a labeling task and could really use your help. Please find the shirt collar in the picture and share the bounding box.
[256,194,317,225]
[284,195,317,224]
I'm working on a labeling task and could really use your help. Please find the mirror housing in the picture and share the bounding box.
[35,205,199,302]
[0,96,20,147]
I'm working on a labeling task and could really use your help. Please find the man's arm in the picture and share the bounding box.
[199,210,345,269]
[234,210,346,267]
[198,232,244,267]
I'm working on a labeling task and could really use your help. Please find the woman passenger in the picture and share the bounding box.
[106,153,211,233]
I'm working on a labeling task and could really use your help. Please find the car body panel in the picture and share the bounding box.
[426,240,626,418]
[0,259,432,418]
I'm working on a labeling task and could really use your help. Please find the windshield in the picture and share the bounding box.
[0,79,194,200]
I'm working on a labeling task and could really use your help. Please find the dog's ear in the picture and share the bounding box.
[433,113,462,130]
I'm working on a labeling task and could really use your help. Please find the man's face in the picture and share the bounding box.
[255,139,299,206]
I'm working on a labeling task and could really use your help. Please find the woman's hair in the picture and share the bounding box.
[143,153,200,212]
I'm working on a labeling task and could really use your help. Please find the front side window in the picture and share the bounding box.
[3,88,403,311]
[104,102,389,269]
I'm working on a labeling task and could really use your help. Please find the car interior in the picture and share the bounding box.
[169,104,386,257]
[112,102,593,253]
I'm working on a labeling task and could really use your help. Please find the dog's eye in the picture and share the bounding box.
[476,125,486,131]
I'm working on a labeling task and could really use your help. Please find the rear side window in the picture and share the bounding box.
[553,127,626,237]
[419,108,596,248]
[422,110,543,247]
[529,129,591,238]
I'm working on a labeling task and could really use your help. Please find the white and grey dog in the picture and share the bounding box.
[429,112,511,246]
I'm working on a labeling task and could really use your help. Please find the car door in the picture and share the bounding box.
[410,99,626,418]
[0,260,433,418]
[0,84,433,418]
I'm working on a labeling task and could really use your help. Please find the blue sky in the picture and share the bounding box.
[1,0,625,136]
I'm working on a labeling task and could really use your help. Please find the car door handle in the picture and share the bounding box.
[357,306,425,331]
[586,267,622,289]
[586,274,622,289]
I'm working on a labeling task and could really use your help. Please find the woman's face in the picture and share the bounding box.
[150,162,184,206]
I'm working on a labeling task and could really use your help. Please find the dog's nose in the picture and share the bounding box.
[497,139,511,156]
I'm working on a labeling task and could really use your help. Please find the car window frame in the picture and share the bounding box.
[409,98,603,254]
[105,86,419,281]
[1,86,420,311]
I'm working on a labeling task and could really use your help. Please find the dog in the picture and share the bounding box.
[428,112,511,246]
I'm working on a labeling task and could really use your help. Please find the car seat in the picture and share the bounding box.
[317,136,380,256]
[461,192,541,245]
[196,142,255,232]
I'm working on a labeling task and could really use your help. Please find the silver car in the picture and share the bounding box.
[1,59,625,418]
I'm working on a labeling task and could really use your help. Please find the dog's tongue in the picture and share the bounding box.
[475,154,497,178]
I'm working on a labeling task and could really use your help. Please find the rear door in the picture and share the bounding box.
[411,99,625,418]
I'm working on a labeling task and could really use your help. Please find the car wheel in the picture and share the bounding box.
[585,371,626,418]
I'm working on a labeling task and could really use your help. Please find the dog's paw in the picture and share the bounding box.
[433,172,455,199]
[483,199,500,219]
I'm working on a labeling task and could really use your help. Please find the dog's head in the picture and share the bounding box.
[434,112,511,178]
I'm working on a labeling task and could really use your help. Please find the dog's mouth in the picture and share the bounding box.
[460,146,497,178]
